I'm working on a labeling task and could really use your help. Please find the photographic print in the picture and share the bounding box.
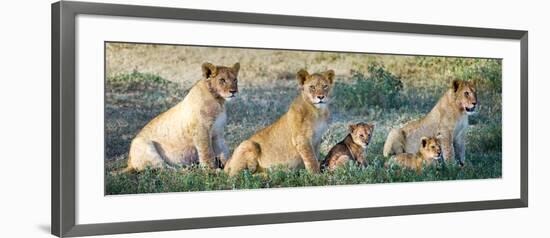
[52,3,527,236]
[105,42,502,195]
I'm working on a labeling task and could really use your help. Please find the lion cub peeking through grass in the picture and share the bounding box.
[385,136,442,174]
[224,69,335,176]
[122,62,240,172]
[322,123,374,172]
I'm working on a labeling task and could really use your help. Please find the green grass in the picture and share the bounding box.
[104,47,502,195]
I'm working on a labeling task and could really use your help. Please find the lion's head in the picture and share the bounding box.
[452,80,478,115]
[202,62,240,101]
[349,122,374,148]
[419,136,442,163]
[297,69,335,108]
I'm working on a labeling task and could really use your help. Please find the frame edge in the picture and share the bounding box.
[51,1,61,237]
[520,31,529,207]
[64,1,525,39]
[56,1,79,237]
[62,199,525,237]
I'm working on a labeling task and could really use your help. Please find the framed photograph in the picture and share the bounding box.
[52,1,528,237]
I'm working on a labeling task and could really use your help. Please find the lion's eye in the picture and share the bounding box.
[219,78,226,84]
[431,145,436,149]
[309,85,315,90]
[359,134,364,138]
[464,91,469,97]
[323,85,328,90]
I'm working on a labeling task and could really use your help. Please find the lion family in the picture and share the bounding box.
[124,62,478,177]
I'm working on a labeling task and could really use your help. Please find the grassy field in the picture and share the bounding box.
[105,43,502,195]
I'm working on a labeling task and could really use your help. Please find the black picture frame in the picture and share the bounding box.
[51,1,528,237]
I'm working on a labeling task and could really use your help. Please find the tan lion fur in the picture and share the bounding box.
[383,80,478,166]
[322,123,374,171]
[224,69,335,176]
[123,62,240,172]
[386,136,442,173]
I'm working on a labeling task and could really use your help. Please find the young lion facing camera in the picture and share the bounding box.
[123,62,240,172]
[386,136,442,173]
[322,123,374,171]
[224,69,335,176]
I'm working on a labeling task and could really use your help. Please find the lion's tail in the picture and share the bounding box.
[383,128,405,157]
[110,166,134,176]
[224,140,261,176]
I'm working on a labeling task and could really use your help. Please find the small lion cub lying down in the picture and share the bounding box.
[322,123,374,171]
[386,136,442,173]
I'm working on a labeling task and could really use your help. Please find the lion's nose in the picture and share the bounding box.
[229,89,238,94]
[317,95,325,100]
[472,101,477,106]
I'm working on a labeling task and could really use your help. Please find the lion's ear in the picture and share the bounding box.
[324,70,335,84]
[232,62,240,76]
[452,79,462,92]
[348,124,357,133]
[421,137,429,148]
[202,62,217,79]
[297,69,309,86]
[368,123,375,130]
[470,79,478,88]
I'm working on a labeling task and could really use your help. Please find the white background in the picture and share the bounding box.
[0,0,546,237]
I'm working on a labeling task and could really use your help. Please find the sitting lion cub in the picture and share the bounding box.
[383,80,477,166]
[386,136,442,173]
[224,69,335,176]
[124,62,240,172]
[321,123,374,171]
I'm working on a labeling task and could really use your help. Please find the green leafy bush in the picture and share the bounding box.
[333,64,403,112]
